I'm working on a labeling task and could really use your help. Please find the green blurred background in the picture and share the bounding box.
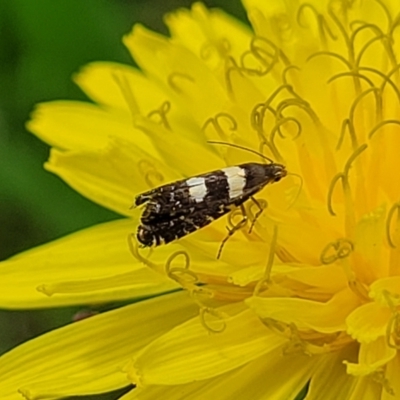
[0,1,246,399]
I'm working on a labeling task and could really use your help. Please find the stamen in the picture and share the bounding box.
[358,66,400,102]
[343,144,368,177]
[348,279,370,302]
[250,103,274,135]
[355,33,387,68]
[350,19,397,69]
[297,3,337,44]
[348,87,382,140]
[137,159,164,187]
[167,72,195,93]
[320,238,354,264]
[327,172,344,216]
[259,140,281,164]
[336,119,358,151]
[382,61,400,91]
[285,172,304,209]
[307,51,352,70]
[372,369,395,396]
[386,312,400,350]
[270,116,302,141]
[385,202,400,248]
[254,225,278,296]
[328,4,352,58]
[199,307,227,333]
[368,119,400,139]
[200,37,230,60]
[127,234,156,269]
[240,36,279,76]
[202,112,237,141]
[190,286,214,304]
[250,85,309,162]
[320,238,370,300]
[133,121,155,137]
[112,70,141,117]
[165,250,198,287]
[282,65,300,86]
[283,324,313,356]
[383,290,400,350]
[147,101,171,130]
[224,64,245,98]
[372,0,393,27]
[328,73,381,117]
[327,144,367,235]
[328,71,375,90]
[251,85,294,129]
[276,98,318,124]
[349,22,384,59]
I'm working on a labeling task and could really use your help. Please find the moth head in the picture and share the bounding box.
[268,163,287,183]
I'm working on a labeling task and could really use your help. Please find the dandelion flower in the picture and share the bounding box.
[1,0,400,399]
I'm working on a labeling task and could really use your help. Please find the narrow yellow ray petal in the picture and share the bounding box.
[27,101,151,151]
[126,348,318,400]
[123,25,231,125]
[346,303,390,343]
[0,219,177,308]
[0,292,197,399]
[165,3,252,64]
[385,354,400,400]
[129,307,286,385]
[74,62,166,114]
[247,288,361,333]
[305,346,358,400]
[45,135,184,216]
[347,377,383,400]
[345,337,396,376]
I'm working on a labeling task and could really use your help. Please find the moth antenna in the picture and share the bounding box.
[286,172,303,209]
[207,140,274,163]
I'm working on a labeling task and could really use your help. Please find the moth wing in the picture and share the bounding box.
[137,171,226,223]
[139,201,233,245]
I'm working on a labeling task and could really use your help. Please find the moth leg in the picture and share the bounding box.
[217,204,247,259]
[248,196,266,233]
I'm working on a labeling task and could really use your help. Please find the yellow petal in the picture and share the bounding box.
[74,62,202,145]
[345,376,382,400]
[353,205,387,283]
[74,62,166,114]
[129,307,286,385]
[247,288,360,333]
[27,101,153,151]
[45,136,185,216]
[0,292,197,399]
[123,25,230,125]
[369,276,400,307]
[305,346,357,400]
[346,302,390,343]
[0,219,177,308]
[126,348,318,400]
[345,337,396,376]
[385,353,400,399]
[165,3,252,65]
[131,116,223,176]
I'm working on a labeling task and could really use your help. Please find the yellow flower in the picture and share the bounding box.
[2,0,400,399]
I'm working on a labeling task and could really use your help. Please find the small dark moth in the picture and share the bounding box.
[135,144,287,258]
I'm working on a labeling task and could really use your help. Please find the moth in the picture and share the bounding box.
[135,144,287,258]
